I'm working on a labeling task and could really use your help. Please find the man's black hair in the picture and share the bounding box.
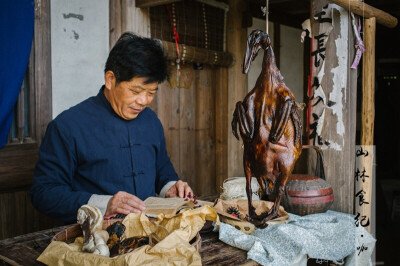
[105,32,168,84]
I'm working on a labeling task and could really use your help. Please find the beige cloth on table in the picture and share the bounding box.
[37,206,218,266]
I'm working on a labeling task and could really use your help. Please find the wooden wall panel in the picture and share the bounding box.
[194,67,216,196]
[121,0,150,37]
[156,70,181,175]
[0,190,62,240]
[0,144,38,191]
[154,65,218,197]
[179,68,196,190]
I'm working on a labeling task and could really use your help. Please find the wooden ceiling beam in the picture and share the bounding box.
[135,0,182,8]
[330,0,398,28]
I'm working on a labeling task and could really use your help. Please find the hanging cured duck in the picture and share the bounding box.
[231,29,302,227]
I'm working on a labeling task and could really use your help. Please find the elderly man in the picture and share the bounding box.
[30,32,192,223]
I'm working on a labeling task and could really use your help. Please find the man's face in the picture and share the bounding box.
[104,72,158,120]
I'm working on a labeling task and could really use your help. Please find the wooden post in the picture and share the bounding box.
[357,17,376,233]
[361,18,376,147]
[34,0,52,146]
[227,0,247,178]
[109,0,122,49]
[309,1,357,214]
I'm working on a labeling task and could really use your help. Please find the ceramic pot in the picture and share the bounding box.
[282,146,334,216]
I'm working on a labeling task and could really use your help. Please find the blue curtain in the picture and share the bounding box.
[0,0,34,148]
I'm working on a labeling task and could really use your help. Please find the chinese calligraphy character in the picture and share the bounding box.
[308,113,330,146]
[310,77,324,106]
[327,100,336,107]
[355,189,369,206]
[311,33,327,67]
[355,168,369,182]
[357,244,368,256]
[314,10,333,24]
[356,147,369,157]
[354,212,370,227]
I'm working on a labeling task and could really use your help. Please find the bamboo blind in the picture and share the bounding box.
[150,1,232,66]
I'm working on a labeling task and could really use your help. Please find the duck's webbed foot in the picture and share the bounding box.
[264,206,280,222]
[246,208,273,228]
[246,212,269,228]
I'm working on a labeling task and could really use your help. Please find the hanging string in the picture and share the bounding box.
[265,0,269,34]
[166,4,180,59]
[166,3,181,88]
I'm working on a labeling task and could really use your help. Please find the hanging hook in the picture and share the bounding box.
[261,0,269,34]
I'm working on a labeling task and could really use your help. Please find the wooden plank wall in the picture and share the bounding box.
[0,191,62,240]
[309,0,357,213]
[121,0,150,37]
[154,66,218,196]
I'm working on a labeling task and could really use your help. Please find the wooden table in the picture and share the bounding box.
[0,225,257,266]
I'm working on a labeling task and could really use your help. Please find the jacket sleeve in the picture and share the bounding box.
[154,120,179,194]
[30,120,92,223]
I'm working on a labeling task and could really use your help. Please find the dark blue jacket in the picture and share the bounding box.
[30,87,178,223]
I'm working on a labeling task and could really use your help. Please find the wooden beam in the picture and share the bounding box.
[34,0,52,145]
[227,0,247,178]
[361,17,376,146]
[136,0,228,10]
[330,0,398,28]
[135,0,182,8]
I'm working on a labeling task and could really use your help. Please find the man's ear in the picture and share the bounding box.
[104,71,116,91]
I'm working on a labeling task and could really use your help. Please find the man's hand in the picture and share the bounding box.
[165,180,193,198]
[105,191,145,215]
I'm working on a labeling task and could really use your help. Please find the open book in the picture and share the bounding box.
[143,197,195,217]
